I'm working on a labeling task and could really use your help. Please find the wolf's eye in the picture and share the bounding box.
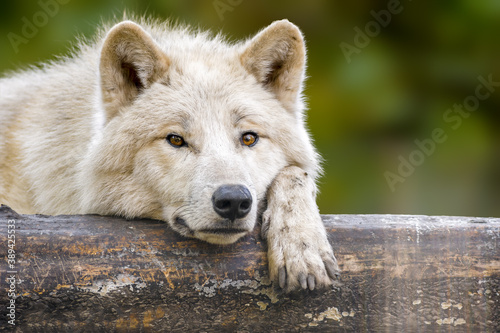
[241,132,258,147]
[167,134,186,148]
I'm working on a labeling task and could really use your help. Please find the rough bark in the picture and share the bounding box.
[0,205,499,332]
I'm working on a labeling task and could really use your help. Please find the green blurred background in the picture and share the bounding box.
[1,0,499,217]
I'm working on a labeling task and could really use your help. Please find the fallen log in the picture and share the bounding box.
[0,205,499,332]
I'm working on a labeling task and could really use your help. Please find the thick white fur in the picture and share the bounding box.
[0,17,339,290]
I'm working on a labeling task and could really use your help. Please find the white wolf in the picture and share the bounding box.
[0,18,339,291]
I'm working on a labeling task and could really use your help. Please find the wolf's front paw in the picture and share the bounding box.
[262,166,340,291]
[263,209,339,291]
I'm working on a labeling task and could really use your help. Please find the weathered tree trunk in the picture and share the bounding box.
[0,205,499,332]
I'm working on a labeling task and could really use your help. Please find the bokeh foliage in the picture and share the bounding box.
[1,0,499,216]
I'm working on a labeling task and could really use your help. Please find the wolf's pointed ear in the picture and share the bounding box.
[100,21,169,121]
[240,20,306,111]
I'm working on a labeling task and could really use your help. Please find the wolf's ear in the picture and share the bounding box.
[240,20,306,111]
[99,21,169,120]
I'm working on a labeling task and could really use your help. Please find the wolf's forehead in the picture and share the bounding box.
[165,63,267,118]
[143,56,280,138]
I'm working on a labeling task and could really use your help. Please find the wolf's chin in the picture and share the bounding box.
[170,216,248,244]
[194,231,248,245]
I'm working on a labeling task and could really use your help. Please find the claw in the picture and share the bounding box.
[325,260,340,279]
[298,273,307,289]
[307,274,315,291]
[278,267,287,289]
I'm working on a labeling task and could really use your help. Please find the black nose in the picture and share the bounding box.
[212,185,252,221]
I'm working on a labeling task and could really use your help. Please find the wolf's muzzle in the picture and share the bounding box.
[212,184,252,221]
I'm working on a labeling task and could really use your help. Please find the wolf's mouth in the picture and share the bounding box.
[175,217,189,228]
[175,217,249,236]
[199,228,248,235]
[173,217,194,236]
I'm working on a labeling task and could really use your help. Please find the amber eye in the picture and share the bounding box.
[241,132,258,147]
[167,134,186,148]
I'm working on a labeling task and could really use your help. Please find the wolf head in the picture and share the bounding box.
[81,19,320,245]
